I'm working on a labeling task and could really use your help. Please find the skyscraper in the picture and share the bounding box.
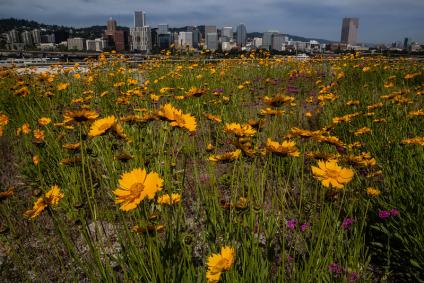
[262,31,278,50]
[134,11,146,27]
[206,33,218,51]
[236,24,247,47]
[340,18,359,45]
[178,32,193,49]
[222,27,233,41]
[107,18,117,33]
[32,29,41,44]
[130,10,151,52]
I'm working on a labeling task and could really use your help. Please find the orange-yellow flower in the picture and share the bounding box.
[157,193,181,205]
[266,139,300,157]
[311,160,354,189]
[113,168,164,211]
[224,123,256,137]
[206,246,235,283]
[88,116,116,137]
[38,117,52,126]
[24,185,64,219]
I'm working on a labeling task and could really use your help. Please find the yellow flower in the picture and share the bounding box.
[311,160,354,189]
[362,66,371,72]
[33,129,45,140]
[401,137,424,146]
[157,193,181,205]
[113,168,164,211]
[408,110,424,117]
[38,117,52,126]
[224,123,256,137]
[206,246,235,283]
[24,185,64,219]
[266,139,300,157]
[44,185,65,205]
[0,112,8,126]
[32,155,40,165]
[57,82,70,91]
[367,187,381,197]
[354,127,372,136]
[88,116,116,137]
[63,109,99,123]
[24,198,47,219]
[208,149,242,162]
[157,103,197,133]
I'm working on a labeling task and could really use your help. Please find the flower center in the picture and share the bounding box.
[129,182,145,194]
[326,169,340,178]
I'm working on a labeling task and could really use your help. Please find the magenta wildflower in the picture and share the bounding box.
[300,223,310,232]
[390,208,400,216]
[287,219,297,230]
[328,262,343,274]
[378,210,391,219]
[348,272,360,282]
[342,218,353,230]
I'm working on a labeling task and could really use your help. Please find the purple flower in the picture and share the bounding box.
[390,208,400,216]
[342,218,353,230]
[378,210,391,219]
[348,272,360,282]
[287,219,297,230]
[300,223,310,232]
[328,262,343,274]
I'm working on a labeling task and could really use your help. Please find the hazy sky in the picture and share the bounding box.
[1,0,423,43]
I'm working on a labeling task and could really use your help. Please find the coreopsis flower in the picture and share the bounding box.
[17,123,31,136]
[401,137,424,146]
[332,112,361,124]
[204,113,222,123]
[367,102,384,111]
[206,246,235,283]
[208,149,242,162]
[32,155,40,165]
[62,142,81,150]
[263,95,295,107]
[0,112,8,126]
[367,187,381,197]
[354,127,372,136]
[38,117,51,126]
[57,82,69,91]
[15,87,30,96]
[224,123,256,137]
[33,129,45,141]
[113,168,164,211]
[63,109,99,123]
[24,185,64,219]
[404,72,420,79]
[186,86,205,97]
[266,139,300,157]
[288,127,324,138]
[314,135,345,148]
[362,66,371,72]
[311,160,354,189]
[346,100,360,106]
[408,109,424,117]
[156,103,197,133]
[0,187,14,201]
[259,108,285,116]
[88,116,116,137]
[157,193,181,205]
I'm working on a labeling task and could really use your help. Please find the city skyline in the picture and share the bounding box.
[0,0,423,44]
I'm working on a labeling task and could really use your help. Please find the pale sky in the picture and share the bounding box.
[1,0,423,43]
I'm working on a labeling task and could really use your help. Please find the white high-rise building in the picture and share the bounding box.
[86,39,96,51]
[67,38,86,51]
[130,10,151,52]
[21,31,33,46]
[95,38,107,51]
[32,29,41,44]
[222,27,233,41]
[178,32,193,49]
